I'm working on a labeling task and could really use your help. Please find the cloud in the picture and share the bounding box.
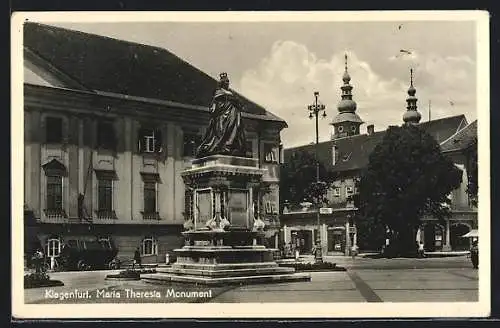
[236,40,476,148]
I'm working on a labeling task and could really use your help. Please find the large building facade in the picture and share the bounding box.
[281,57,478,256]
[23,23,285,266]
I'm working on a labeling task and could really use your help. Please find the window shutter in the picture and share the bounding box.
[155,128,163,153]
[138,128,146,153]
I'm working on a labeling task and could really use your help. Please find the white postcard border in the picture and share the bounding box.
[11,10,491,319]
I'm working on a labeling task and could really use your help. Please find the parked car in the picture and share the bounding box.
[59,238,119,271]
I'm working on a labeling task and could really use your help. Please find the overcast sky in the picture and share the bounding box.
[47,20,477,148]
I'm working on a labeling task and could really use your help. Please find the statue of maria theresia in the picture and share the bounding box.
[196,73,247,158]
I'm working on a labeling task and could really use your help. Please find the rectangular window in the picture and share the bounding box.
[183,133,201,157]
[333,187,340,197]
[98,179,113,211]
[139,128,162,153]
[97,120,116,150]
[265,200,272,214]
[264,144,278,163]
[46,176,63,210]
[144,182,157,213]
[346,186,354,197]
[46,117,63,144]
[245,141,254,158]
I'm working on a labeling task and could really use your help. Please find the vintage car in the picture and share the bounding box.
[59,238,119,271]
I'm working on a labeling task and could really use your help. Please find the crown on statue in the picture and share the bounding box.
[219,72,228,80]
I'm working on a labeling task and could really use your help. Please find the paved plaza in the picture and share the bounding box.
[24,256,478,304]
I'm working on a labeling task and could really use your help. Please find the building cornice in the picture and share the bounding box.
[24,84,287,130]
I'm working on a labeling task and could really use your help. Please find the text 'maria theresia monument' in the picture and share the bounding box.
[142,73,310,285]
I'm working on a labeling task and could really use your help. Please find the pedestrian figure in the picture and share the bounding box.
[351,244,358,259]
[133,247,142,270]
[294,246,300,261]
[418,242,425,258]
[470,240,479,269]
[32,248,44,273]
[284,243,290,258]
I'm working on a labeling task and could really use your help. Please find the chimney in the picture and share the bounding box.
[367,124,374,135]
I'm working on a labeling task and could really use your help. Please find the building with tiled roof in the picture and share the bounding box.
[441,120,477,153]
[281,66,477,256]
[23,23,286,268]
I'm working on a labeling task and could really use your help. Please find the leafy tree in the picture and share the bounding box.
[355,125,462,256]
[280,150,337,210]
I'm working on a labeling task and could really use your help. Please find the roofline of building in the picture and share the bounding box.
[422,114,467,126]
[439,120,477,154]
[24,83,288,127]
[284,131,379,151]
[24,46,93,91]
[439,119,476,146]
[24,22,287,127]
[284,114,469,151]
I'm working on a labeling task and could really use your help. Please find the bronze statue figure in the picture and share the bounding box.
[196,73,247,158]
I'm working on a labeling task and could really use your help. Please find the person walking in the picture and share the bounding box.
[470,240,479,269]
[133,247,142,270]
[32,248,44,273]
[351,244,359,259]
[418,242,425,258]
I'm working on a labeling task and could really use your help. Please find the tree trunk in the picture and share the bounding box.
[392,227,418,257]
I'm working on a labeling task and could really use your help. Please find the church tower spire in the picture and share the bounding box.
[331,53,364,140]
[402,68,422,125]
[339,53,356,112]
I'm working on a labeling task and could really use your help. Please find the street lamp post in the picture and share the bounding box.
[308,91,327,263]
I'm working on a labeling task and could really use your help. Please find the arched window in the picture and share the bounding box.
[141,236,158,256]
[45,237,61,257]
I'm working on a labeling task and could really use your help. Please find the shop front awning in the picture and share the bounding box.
[461,229,478,238]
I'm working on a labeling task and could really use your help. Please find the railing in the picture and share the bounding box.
[95,209,117,220]
[43,208,67,220]
[142,211,161,221]
[283,201,357,214]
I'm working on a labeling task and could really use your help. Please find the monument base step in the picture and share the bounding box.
[157,265,295,277]
[171,261,279,270]
[141,272,311,286]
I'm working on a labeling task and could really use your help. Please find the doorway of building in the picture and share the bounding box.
[450,223,471,251]
[327,228,346,254]
[291,230,313,254]
[424,223,444,252]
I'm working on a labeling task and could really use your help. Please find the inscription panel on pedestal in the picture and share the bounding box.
[228,190,249,228]
[196,189,212,228]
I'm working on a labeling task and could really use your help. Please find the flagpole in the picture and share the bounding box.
[428,100,431,122]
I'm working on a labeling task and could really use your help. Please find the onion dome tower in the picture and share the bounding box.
[330,53,364,140]
[402,68,422,125]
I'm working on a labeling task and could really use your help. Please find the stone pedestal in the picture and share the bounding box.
[142,155,310,285]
